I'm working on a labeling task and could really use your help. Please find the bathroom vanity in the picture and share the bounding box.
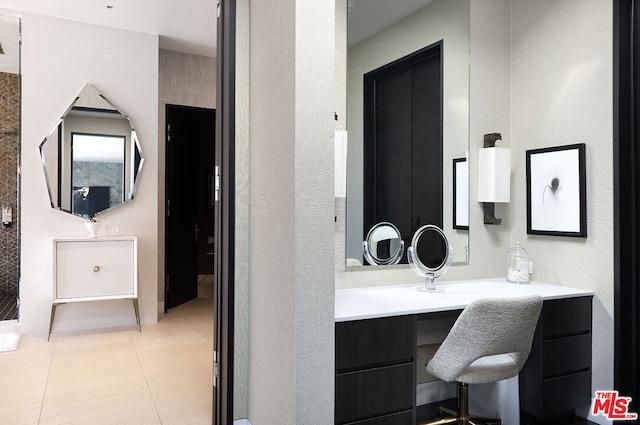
[334,279,594,424]
[49,236,140,340]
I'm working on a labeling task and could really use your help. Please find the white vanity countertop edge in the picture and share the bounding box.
[335,278,594,322]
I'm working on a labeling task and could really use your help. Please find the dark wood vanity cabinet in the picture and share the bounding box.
[519,296,594,423]
[335,315,416,425]
[335,295,593,425]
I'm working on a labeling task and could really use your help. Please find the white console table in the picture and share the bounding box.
[49,236,140,340]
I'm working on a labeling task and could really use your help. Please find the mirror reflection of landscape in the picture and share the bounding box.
[39,84,144,218]
[345,0,470,266]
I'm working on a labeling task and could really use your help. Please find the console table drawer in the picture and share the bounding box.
[336,363,414,424]
[55,239,135,300]
[336,316,414,372]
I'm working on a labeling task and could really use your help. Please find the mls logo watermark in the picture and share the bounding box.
[591,391,638,420]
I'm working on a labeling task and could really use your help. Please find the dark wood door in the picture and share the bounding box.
[364,42,443,262]
[165,105,215,310]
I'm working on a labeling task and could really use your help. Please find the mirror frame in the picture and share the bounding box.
[39,84,144,219]
[408,224,452,291]
[362,221,405,265]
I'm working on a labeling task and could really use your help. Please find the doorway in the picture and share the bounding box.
[363,41,443,263]
[0,15,21,322]
[165,104,216,311]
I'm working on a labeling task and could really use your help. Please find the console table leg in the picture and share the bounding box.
[132,298,141,332]
[48,303,62,342]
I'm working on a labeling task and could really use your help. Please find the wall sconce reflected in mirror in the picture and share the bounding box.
[335,130,348,197]
[478,133,510,224]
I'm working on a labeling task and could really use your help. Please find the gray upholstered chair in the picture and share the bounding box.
[418,295,543,425]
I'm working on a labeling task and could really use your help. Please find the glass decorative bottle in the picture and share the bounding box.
[507,242,530,283]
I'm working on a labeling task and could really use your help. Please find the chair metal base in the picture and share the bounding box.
[419,383,501,425]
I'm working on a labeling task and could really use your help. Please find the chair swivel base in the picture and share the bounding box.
[419,383,501,425]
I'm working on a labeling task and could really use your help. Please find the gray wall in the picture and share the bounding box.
[241,0,336,423]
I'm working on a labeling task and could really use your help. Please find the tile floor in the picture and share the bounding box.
[0,281,214,425]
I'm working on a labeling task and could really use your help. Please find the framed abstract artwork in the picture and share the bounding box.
[453,157,469,230]
[526,143,586,237]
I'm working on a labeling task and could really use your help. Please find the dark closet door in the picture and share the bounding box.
[165,105,215,310]
[364,42,443,260]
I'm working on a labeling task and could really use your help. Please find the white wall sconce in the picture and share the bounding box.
[2,204,12,228]
[478,133,510,224]
[335,130,348,198]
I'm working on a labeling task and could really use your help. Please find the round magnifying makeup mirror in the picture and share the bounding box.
[408,224,452,292]
[362,222,404,266]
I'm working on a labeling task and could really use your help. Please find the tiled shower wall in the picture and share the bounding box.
[0,72,20,297]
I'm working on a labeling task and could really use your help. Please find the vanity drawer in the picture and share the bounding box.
[542,296,592,338]
[55,239,136,300]
[520,296,594,421]
[541,370,592,417]
[345,410,412,425]
[336,315,415,372]
[542,333,591,378]
[336,363,414,424]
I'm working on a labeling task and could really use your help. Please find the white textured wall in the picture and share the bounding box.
[20,14,159,335]
[245,0,335,423]
[510,0,613,396]
[157,49,216,306]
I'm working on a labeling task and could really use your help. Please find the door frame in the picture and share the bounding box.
[613,0,640,408]
[164,104,215,310]
[214,0,235,423]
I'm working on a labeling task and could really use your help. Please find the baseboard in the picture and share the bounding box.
[234,419,250,425]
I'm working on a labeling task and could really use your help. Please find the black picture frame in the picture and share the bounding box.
[526,143,587,237]
[452,157,468,230]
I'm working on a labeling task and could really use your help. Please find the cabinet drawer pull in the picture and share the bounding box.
[93,266,100,272]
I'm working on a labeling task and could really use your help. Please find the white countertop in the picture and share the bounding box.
[335,278,593,322]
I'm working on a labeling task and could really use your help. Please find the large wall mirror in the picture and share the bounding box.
[39,84,144,218]
[345,0,470,266]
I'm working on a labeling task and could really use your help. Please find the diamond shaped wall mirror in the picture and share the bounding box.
[39,84,144,219]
